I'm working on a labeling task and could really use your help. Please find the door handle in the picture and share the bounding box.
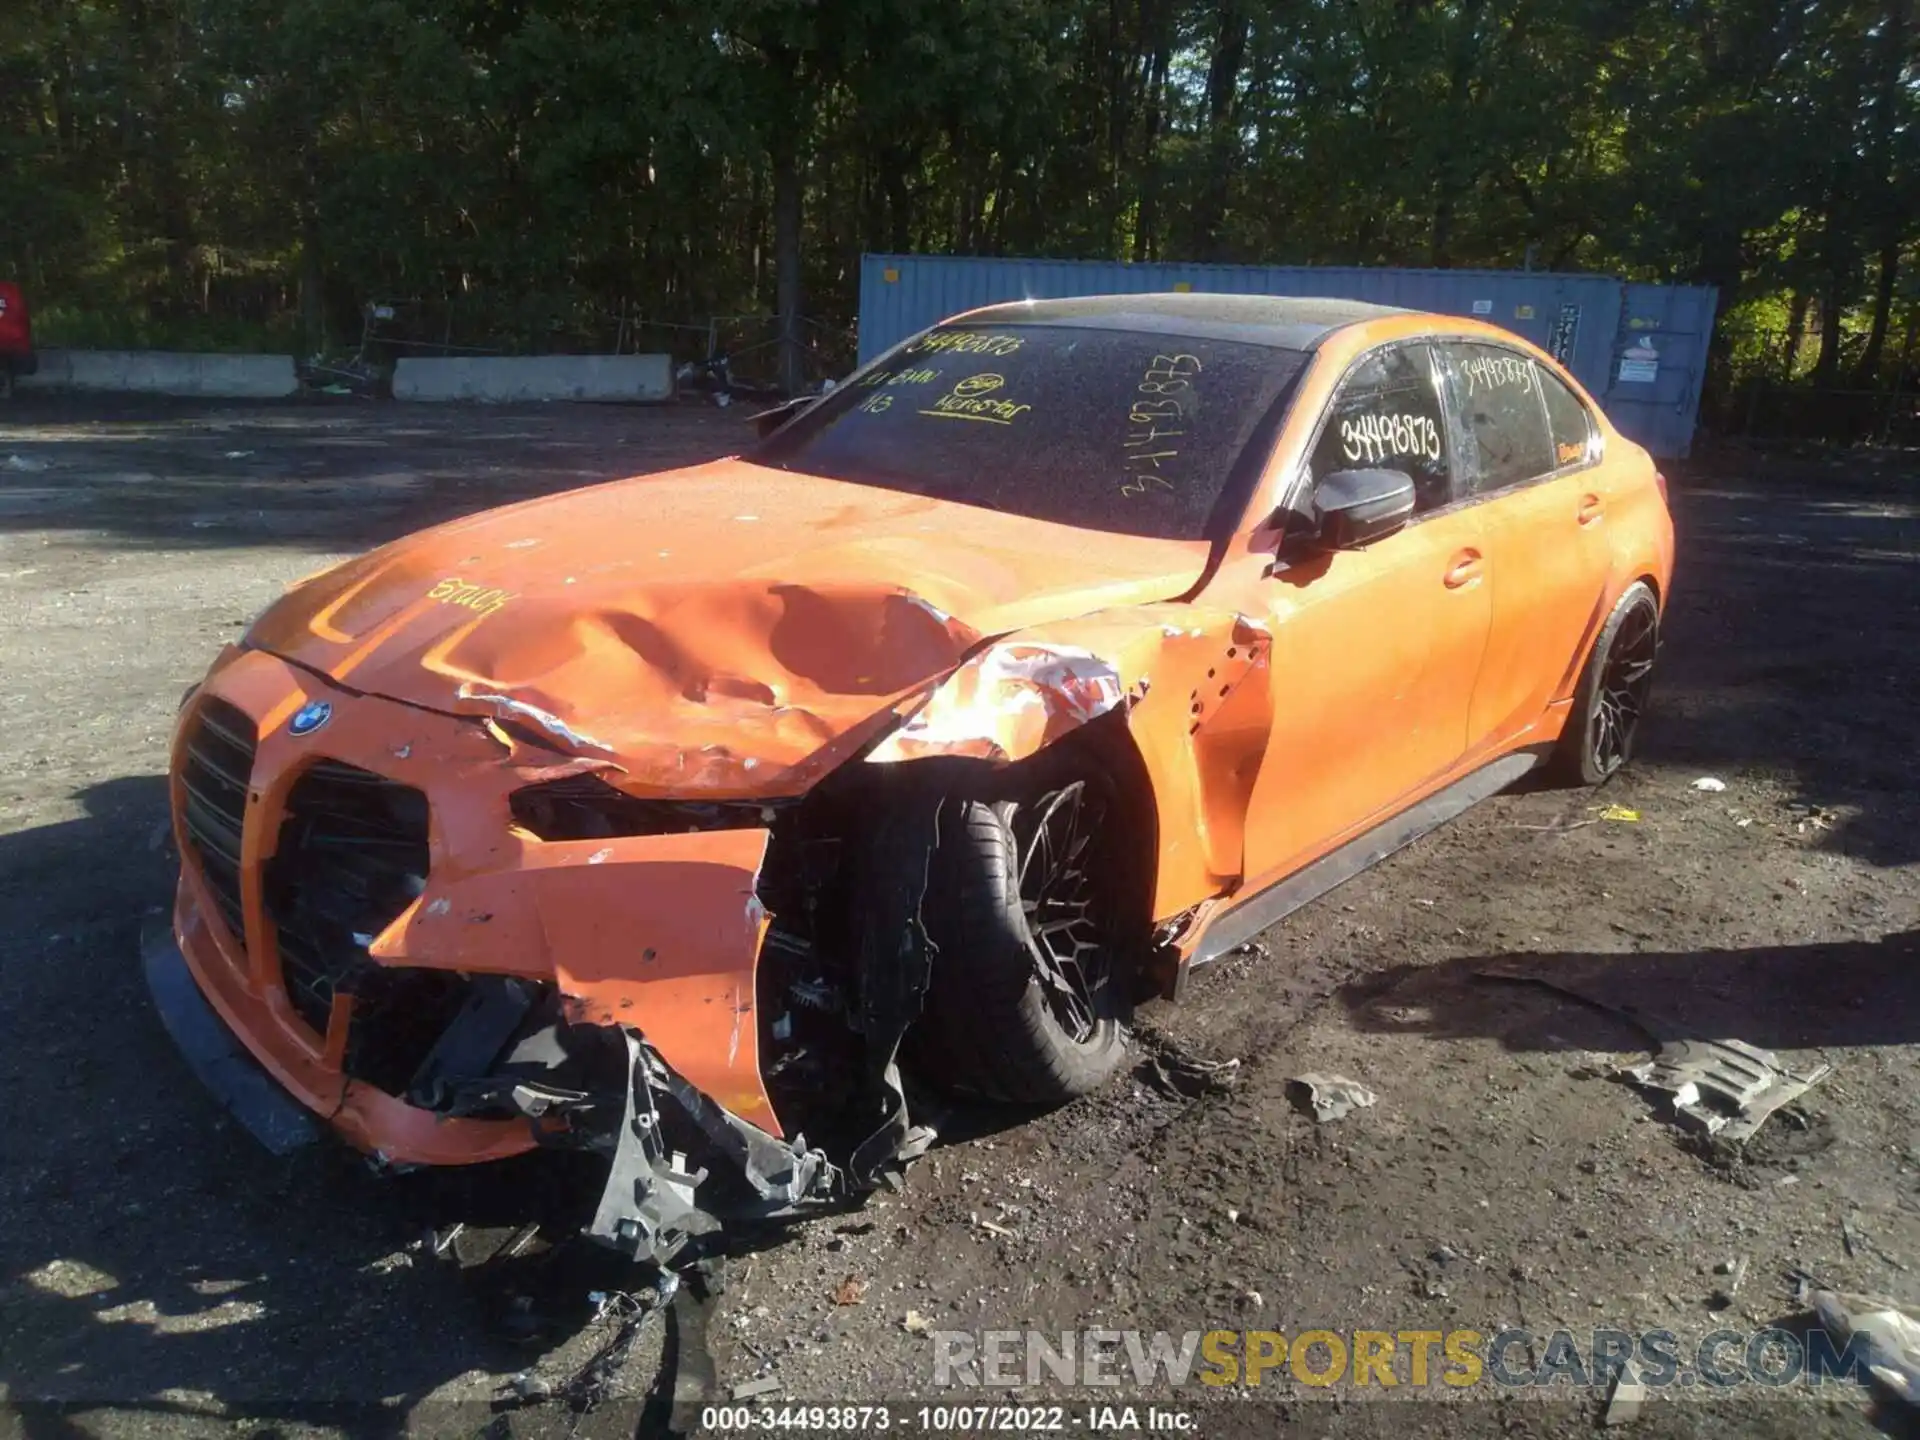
[1577,494,1605,525]
[1443,549,1483,588]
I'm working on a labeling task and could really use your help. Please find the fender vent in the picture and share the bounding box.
[179,697,256,948]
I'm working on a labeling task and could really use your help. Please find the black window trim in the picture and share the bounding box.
[1531,354,1605,478]
[1434,339,1605,505]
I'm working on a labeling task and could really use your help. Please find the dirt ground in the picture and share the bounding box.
[0,396,1916,1440]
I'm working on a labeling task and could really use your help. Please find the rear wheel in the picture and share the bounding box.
[912,774,1131,1104]
[1555,580,1660,785]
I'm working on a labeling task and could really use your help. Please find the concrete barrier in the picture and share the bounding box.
[18,349,299,398]
[393,354,672,403]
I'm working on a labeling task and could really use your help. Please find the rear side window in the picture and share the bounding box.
[1307,344,1454,514]
[1439,343,1555,495]
[1538,367,1600,470]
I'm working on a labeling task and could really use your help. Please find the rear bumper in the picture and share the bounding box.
[3,349,36,377]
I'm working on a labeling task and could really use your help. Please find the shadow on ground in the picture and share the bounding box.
[1340,928,1920,1056]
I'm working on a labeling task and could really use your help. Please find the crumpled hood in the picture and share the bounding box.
[246,457,1211,794]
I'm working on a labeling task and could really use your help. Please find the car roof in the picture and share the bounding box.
[954,292,1411,351]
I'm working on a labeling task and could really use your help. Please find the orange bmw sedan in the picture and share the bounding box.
[151,295,1671,1261]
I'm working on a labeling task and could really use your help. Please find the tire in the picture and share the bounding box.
[912,779,1132,1104]
[1554,580,1661,785]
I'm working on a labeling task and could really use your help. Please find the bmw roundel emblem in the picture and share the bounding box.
[288,700,333,737]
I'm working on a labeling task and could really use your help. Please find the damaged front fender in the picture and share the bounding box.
[865,605,1275,920]
[374,826,783,1136]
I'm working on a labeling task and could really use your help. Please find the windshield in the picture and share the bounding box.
[753,323,1308,541]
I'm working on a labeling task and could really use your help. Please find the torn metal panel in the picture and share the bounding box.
[866,604,1273,921]
[1621,1039,1831,1142]
[378,827,783,1136]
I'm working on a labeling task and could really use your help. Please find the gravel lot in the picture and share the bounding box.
[1,397,1916,1439]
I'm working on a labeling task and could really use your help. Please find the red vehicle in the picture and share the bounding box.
[0,283,37,396]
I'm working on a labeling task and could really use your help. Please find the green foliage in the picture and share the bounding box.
[1,0,1913,388]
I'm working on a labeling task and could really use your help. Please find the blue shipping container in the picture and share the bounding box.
[857,254,1716,458]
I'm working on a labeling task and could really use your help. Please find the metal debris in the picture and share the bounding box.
[732,1375,782,1401]
[1288,1073,1378,1123]
[1621,1039,1831,1143]
[1801,1278,1920,1405]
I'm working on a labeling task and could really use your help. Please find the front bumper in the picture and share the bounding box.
[164,645,787,1172]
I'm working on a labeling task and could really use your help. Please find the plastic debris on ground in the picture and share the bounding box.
[1603,1357,1648,1425]
[1621,1038,1831,1143]
[1691,776,1728,792]
[1800,1277,1920,1405]
[1596,804,1642,822]
[1288,1073,1378,1123]
[1140,1048,1243,1099]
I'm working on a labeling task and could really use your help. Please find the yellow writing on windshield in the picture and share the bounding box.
[917,370,1032,424]
[906,331,1026,358]
[859,366,940,387]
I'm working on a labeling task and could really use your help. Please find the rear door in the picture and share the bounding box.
[1435,341,1613,748]
[1239,342,1494,887]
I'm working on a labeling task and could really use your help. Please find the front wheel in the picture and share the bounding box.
[911,776,1132,1104]
[1555,580,1660,785]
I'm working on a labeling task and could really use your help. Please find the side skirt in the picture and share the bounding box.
[1184,746,1550,976]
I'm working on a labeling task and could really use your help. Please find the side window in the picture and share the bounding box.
[1439,342,1556,495]
[1538,366,1600,470]
[1308,344,1453,514]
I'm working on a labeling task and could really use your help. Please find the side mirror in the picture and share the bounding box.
[751,394,812,438]
[1312,468,1416,549]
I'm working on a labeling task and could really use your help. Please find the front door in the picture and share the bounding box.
[1239,343,1494,890]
